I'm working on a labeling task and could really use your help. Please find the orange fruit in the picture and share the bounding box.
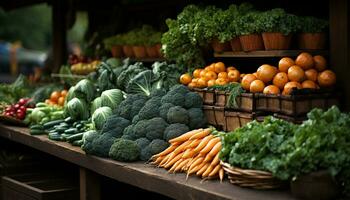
[218,72,228,79]
[226,66,236,72]
[205,71,218,80]
[188,82,197,88]
[58,96,65,106]
[313,55,327,72]
[278,57,295,72]
[200,69,208,78]
[227,70,240,82]
[241,74,257,91]
[288,65,305,82]
[257,64,278,83]
[45,99,51,104]
[283,81,302,95]
[317,70,336,87]
[193,69,203,78]
[273,72,289,90]
[215,78,228,86]
[263,85,280,95]
[240,73,246,79]
[214,62,226,73]
[295,52,314,70]
[50,91,61,103]
[197,78,208,88]
[250,80,265,93]
[305,69,318,82]
[180,73,192,85]
[191,78,199,84]
[253,72,258,78]
[207,79,216,87]
[60,90,68,97]
[205,63,215,72]
[301,80,317,89]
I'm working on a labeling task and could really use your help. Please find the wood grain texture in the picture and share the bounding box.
[214,50,328,58]
[0,124,296,200]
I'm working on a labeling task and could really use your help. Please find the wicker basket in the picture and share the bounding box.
[220,161,284,189]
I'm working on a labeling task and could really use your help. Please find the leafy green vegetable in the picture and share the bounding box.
[65,97,89,120]
[125,70,155,96]
[259,8,299,35]
[298,16,328,33]
[91,97,102,113]
[100,89,124,110]
[208,83,244,108]
[92,107,113,130]
[73,79,96,102]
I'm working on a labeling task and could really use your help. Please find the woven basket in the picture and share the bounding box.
[221,161,284,189]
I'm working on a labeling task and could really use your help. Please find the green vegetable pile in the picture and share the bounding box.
[82,85,207,162]
[220,106,350,194]
[208,83,244,108]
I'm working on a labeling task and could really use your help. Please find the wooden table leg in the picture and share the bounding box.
[80,167,101,200]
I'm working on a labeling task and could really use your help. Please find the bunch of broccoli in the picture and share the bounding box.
[82,85,207,162]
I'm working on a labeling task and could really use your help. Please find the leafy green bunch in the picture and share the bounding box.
[298,16,328,33]
[259,8,299,35]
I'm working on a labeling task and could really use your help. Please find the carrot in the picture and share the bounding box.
[199,137,220,155]
[208,142,222,158]
[164,152,184,169]
[169,129,203,144]
[193,135,214,153]
[159,153,171,167]
[208,164,221,177]
[189,128,211,140]
[210,154,220,166]
[202,165,214,178]
[152,145,177,158]
[182,148,196,159]
[203,153,213,163]
[153,155,164,165]
[189,139,201,148]
[188,162,205,175]
[169,158,183,172]
[174,158,190,172]
[188,157,204,172]
[219,168,224,182]
[173,140,191,155]
[196,163,210,176]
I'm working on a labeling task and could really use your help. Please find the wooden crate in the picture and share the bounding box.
[255,94,280,113]
[2,173,79,200]
[191,88,215,105]
[224,111,255,132]
[256,114,306,124]
[215,91,255,112]
[203,105,225,129]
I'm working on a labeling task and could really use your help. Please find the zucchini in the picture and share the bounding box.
[30,129,46,135]
[76,124,83,129]
[48,132,62,141]
[30,124,43,130]
[72,139,83,146]
[43,119,64,129]
[61,133,73,141]
[40,117,50,125]
[35,102,47,107]
[66,132,84,142]
[55,126,68,133]
[64,117,74,123]
[64,128,78,135]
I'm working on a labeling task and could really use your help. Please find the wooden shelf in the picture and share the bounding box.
[0,124,296,200]
[214,50,329,58]
[123,58,166,63]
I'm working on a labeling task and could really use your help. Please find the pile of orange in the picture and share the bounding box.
[45,90,68,106]
[241,53,336,95]
[180,62,241,88]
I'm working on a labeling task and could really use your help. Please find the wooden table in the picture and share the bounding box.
[0,124,297,200]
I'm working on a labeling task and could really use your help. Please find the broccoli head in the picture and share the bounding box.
[149,88,167,98]
[145,117,169,140]
[140,145,153,161]
[121,134,134,140]
[168,84,190,95]
[90,134,116,157]
[132,115,140,124]
[163,123,190,141]
[138,97,161,120]
[159,103,174,120]
[135,137,151,149]
[133,119,150,138]
[131,98,148,117]
[188,107,207,129]
[184,92,203,109]
[81,130,100,155]
[109,139,140,162]
[101,116,130,138]
[113,94,148,120]
[122,125,136,140]
[149,139,169,155]
[167,106,189,124]
[160,92,186,107]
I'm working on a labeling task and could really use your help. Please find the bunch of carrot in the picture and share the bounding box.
[151,128,224,181]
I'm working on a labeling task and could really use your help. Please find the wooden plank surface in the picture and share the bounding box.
[214,50,329,58]
[0,124,296,200]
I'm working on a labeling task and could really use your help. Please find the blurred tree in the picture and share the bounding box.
[0,4,52,50]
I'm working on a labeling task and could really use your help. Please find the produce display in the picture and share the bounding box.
[151,128,224,181]
[25,103,64,126]
[2,98,32,120]
[68,54,101,75]
[44,90,68,106]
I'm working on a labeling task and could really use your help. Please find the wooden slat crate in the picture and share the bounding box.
[2,173,79,200]
[224,111,255,132]
[191,88,215,105]
[203,105,225,129]
[215,91,255,112]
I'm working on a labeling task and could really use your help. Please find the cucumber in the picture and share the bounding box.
[72,140,83,147]
[64,117,74,123]
[48,132,62,141]
[35,102,47,107]
[30,129,46,135]
[61,133,73,141]
[66,132,84,142]
[55,126,68,133]
[40,117,50,125]
[64,128,78,135]
[76,124,83,129]
[30,124,43,130]
[43,119,64,129]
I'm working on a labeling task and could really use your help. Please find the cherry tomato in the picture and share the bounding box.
[18,98,28,106]
[16,110,25,120]
[5,112,11,117]
[19,106,26,112]
[14,104,20,110]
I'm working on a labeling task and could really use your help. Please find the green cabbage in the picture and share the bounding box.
[64,86,76,104]
[74,79,96,102]
[65,97,89,120]
[100,89,124,110]
[92,107,113,130]
[91,97,102,113]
